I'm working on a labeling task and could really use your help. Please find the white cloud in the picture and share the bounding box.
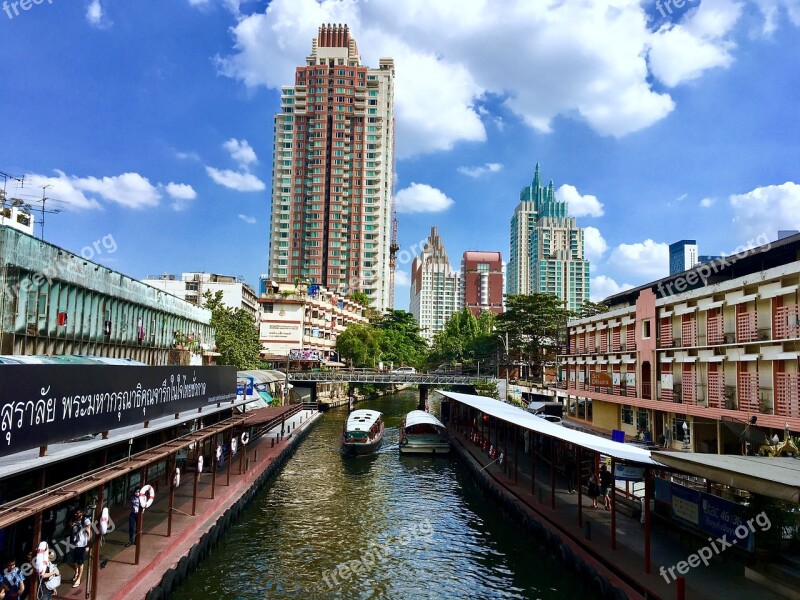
[457,163,503,178]
[216,0,731,156]
[700,197,716,207]
[676,193,688,203]
[555,184,604,218]
[86,0,110,28]
[224,138,258,167]
[394,270,410,286]
[648,0,742,87]
[752,0,800,35]
[608,239,669,280]
[583,226,608,262]
[238,214,257,224]
[20,171,102,211]
[165,183,197,211]
[206,139,264,191]
[74,173,161,209]
[729,181,800,239]
[591,275,634,301]
[206,167,266,192]
[394,183,454,213]
[175,150,201,162]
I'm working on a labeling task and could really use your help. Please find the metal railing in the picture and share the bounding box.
[287,370,495,385]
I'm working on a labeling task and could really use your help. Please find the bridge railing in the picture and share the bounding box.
[287,371,496,385]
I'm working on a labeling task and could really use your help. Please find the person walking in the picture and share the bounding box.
[587,472,600,508]
[71,517,91,587]
[600,464,614,510]
[126,489,139,547]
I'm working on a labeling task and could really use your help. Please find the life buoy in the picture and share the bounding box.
[241,432,250,445]
[400,438,409,446]
[216,445,222,461]
[482,439,489,452]
[498,452,504,466]
[231,438,238,455]
[173,467,181,488]
[198,455,204,474]
[138,485,155,510]
[489,444,495,459]
[99,507,110,535]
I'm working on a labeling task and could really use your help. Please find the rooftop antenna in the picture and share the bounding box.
[37,184,63,240]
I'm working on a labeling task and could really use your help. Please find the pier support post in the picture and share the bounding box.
[418,386,428,411]
[89,482,105,600]
[577,446,583,528]
[226,432,232,487]
[239,429,245,475]
[192,457,199,516]
[211,441,217,500]
[610,457,617,550]
[135,466,145,565]
[531,433,536,495]
[167,453,176,537]
[551,437,556,510]
[645,467,652,574]
[513,425,518,484]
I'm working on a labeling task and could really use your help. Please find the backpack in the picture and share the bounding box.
[70,524,81,545]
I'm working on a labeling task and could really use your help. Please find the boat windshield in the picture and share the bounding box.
[345,431,369,443]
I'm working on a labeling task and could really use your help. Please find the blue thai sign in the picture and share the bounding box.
[670,482,754,551]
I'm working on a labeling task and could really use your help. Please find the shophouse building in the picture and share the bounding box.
[560,233,800,453]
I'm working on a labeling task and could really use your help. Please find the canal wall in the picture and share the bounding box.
[137,412,323,600]
[451,436,638,600]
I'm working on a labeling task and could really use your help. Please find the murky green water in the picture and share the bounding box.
[172,390,586,599]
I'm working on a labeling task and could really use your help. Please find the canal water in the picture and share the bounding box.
[173,390,587,599]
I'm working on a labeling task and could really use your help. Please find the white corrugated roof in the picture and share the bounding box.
[345,409,382,432]
[403,410,444,429]
[437,390,658,465]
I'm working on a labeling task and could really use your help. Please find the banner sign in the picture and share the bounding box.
[289,349,321,361]
[589,372,612,387]
[614,464,644,482]
[0,365,237,457]
[670,482,754,551]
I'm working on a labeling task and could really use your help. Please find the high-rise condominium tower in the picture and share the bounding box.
[267,24,395,311]
[508,163,590,311]
[410,227,461,343]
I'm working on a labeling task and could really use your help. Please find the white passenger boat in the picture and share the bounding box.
[341,409,384,456]
[398,410,450,455]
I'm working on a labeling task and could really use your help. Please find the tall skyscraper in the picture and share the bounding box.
[461,251,504,315]
[508,163,590,311]
[410,227,461,343]
[669,240,698,275]
[267,24,396,311]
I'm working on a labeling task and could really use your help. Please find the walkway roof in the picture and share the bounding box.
[438,391,658,465]
[653,452,800,504]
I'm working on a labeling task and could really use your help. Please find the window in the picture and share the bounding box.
[636,408,650,434]
[621,405,634,425]
[642,320,651,339]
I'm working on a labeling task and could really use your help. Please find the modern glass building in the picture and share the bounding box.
[266,24,396,311]
[508,163,590,311]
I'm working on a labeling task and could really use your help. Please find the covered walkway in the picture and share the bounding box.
[439,390,785,600]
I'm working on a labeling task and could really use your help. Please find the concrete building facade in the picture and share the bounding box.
[142,272,259,321]
[559,233,800,454]
[266,24,395,311]
[461,250,503,316]
[669,240,698,275]
[508,163,590,311]
[258,278,367,360]
[0,225,214,364]
[410,227,461,342]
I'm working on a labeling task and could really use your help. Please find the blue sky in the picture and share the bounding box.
[1,0,799,312]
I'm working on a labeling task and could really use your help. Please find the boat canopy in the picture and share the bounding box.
[404,410,445,430]
[438,390,658,466]
[346,410,382,432]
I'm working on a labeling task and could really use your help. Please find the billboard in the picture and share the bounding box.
[0,365,237,457]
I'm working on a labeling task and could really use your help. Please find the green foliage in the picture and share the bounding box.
[203,290,261,370]
[578,299,610,318]
[496,294,575,382]
[335,323,380,368]
[472,379,499,399]
[349,291,371,307]
[429,308,498,368]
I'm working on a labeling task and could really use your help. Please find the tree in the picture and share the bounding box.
[495,294,575,382]
[203,291,261,370]
[429,308,498,369]
[335,323,381,368]
[578,299,610,318]
[348,291,371,307]
[374,310,428,367]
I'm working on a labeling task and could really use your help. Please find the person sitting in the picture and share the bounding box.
[2,557,24,600]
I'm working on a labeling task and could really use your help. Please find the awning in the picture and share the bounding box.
[438,390,658,465]
[674,305,697,316]
[698,300,724,311]
[731,293,758,305]
[760,285,799,299]
[651,453,800,504]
